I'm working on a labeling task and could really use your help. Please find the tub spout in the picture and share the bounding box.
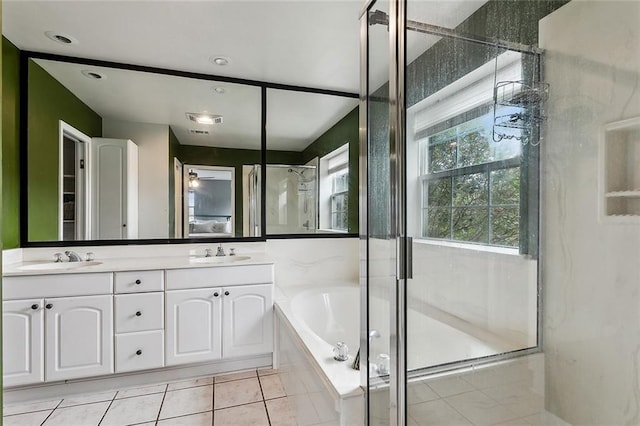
[352,349,360,370]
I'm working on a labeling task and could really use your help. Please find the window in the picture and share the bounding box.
[330,168,349,231]
[319,144,349,231]
[419,110,521,247]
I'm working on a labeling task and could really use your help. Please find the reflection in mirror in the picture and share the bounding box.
[184,165,235,238]
[26,58,261,242]
[266,89,358,234]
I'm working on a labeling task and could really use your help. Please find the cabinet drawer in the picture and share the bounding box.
[115,330,164,373]
[3,273,112,300]
[114,293,164,333]
[166,264,274,290]
[115,270,164,293]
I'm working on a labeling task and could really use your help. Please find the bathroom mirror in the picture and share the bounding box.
[24,56,264,243]
[266,89,359,235]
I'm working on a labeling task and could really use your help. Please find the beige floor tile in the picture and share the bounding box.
[159,385,214,419]
[214,377,263,409]
[43,401,110,426]
[215,370,257,383]
[426,376,476,398]
[59,391,116,408]
[445,391,521,426]
[409,399,472,426]
[266,397,297,426]
[3,410,53,426]
[482,381,544,418]
[157,411,213,425]
[286,394,321,426]
[214,402,269,425]
[407,381,439,403]
[4,400,61,416]
[257,368,278,376]
[259,374,286,400]
[115,383,167,399]
[167,376,214,391]
[101,393,164,426]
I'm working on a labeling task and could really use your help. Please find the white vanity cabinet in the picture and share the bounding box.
[165,265,274,366]
[114,271,165,373]
[2,273,114,386]
[165,288,223,366]
[44,295,113,382]
[222,284,273,358]
[2,299,44,387]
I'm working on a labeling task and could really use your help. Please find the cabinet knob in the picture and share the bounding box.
[31,304,39,310]
[45,304,53,310]
[136,349,142,356]
[135,279,142,285]
[135,311,142,317]
[213,292,219,297]
[224,291,230,296]
[123,224,127,228]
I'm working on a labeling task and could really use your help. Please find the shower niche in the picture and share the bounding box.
[601,116,640,220]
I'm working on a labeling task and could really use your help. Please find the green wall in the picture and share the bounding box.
[2,38,20,248]
[27,59,102,241]
[301,107,359,232]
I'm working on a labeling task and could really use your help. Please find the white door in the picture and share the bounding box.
[45,295,113,382]
[165,288,222,366]
[91,138,136,239]
[222,284,273,358]
[3,299,44,386]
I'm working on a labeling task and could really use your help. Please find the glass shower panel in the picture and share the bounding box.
[404,0,541,419]
[365,0,394,424]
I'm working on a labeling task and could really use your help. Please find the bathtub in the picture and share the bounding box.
[275,283,523,424]
[275,284,363,425]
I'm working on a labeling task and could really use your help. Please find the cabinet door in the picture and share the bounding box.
[45,295,113,382]
[223,284,273,358]
[165,288,222,366]
[3,299,44,386]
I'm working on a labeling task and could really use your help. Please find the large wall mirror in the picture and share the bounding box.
[23,54,358,244]
[266,89,358,235]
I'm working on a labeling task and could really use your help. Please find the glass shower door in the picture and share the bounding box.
[362,1,543,424]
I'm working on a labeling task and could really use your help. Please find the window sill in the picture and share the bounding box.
[317,228,349,234]
[413,238,520,256]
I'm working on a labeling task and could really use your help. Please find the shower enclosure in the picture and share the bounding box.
[265,164,318,234]
[360,1,544,424]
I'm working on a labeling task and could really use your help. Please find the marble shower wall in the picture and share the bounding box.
[540,1,640,423]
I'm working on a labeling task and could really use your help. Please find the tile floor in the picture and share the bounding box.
[3,368,300,426]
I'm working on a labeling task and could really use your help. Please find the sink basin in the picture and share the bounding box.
[189,255,251,264]
[18,261,103,271]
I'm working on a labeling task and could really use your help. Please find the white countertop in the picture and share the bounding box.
[3,253,274,277]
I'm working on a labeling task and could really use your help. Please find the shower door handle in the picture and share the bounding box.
[407,237,413,280]
[396,236,413,280]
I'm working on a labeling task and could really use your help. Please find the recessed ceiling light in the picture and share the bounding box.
[81,70,107,80]
[212,86,226,94]
[45,31,78,45]
[209,56,230,66]
[186,113,223,125]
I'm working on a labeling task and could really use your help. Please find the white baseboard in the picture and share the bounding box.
[4,354,272,405]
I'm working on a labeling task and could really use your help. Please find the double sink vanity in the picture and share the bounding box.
[2,250,275,394]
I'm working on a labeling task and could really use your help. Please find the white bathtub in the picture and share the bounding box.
[275,284,363,425]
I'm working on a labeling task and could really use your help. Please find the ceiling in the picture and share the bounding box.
[4,0,487,150]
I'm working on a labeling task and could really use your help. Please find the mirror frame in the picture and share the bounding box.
[19,50,359,247]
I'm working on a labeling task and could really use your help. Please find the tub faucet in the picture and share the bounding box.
[65,251,83,262]
[216,244,226,257]
[352,330,382,370]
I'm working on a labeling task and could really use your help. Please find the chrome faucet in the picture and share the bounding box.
[215,244,226,257]
[65,251,83,262]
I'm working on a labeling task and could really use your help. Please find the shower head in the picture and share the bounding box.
[288,168,304,178]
